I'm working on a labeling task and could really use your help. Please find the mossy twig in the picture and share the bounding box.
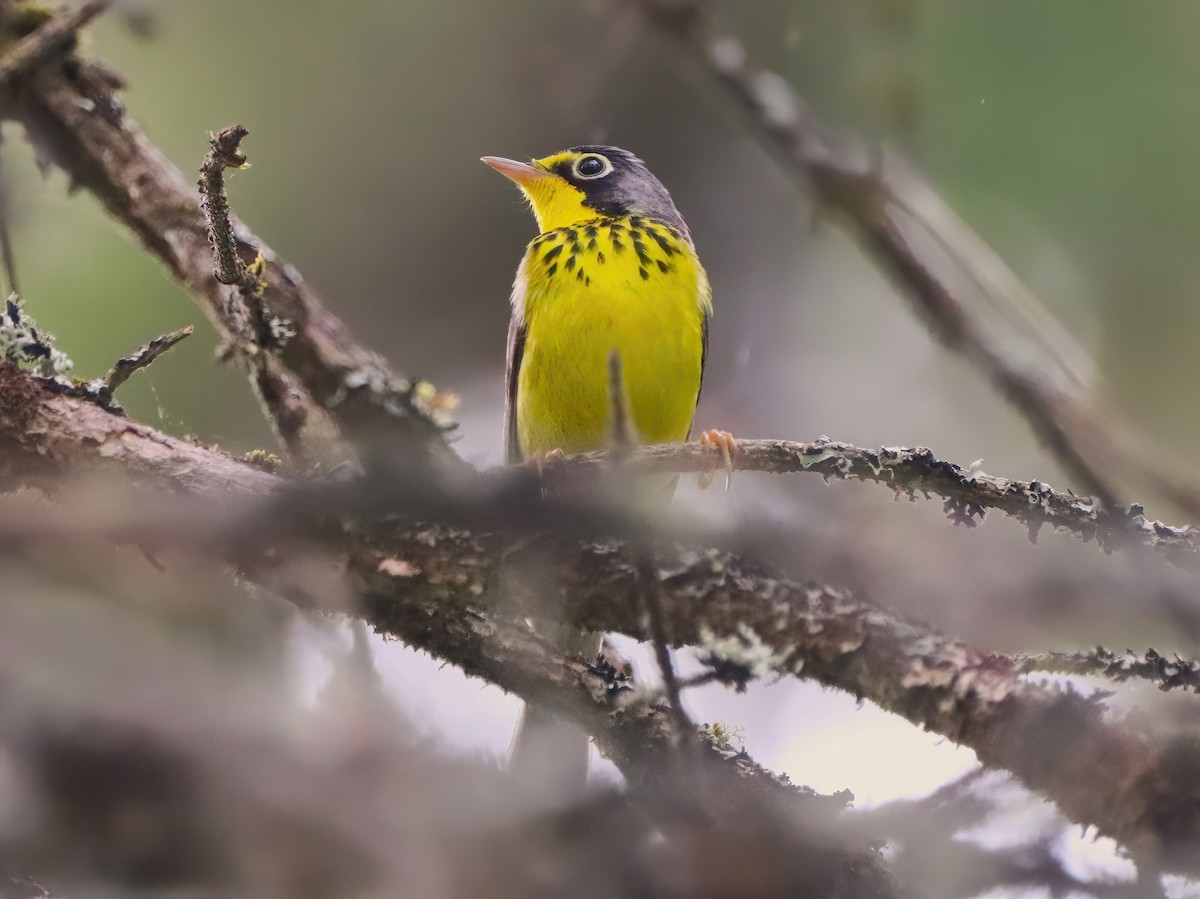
[1,292,71,376]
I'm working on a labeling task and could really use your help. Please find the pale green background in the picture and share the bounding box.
[13,0,1200,468]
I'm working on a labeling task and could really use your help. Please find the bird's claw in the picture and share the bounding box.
[526,448,566,488]
[697,429,738,492]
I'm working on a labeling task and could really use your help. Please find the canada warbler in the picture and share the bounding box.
[483,145,719,795]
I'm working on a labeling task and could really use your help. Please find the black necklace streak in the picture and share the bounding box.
[533,217,682,290]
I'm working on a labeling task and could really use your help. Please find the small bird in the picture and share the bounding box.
[483,145,728,797]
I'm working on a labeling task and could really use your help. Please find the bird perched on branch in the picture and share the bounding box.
[483,145,733,797]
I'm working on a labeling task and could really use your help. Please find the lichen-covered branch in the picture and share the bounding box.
[0,359,280,499]
[536,438,1199,567]
[630,0,1200,520]
[4,363,1200,876]
[354,564,898,897]
[7,45,461,474]
[192,123,325,465]
[353,525,1200,876]
[1020,648,1200,694]
[198,125,255,293]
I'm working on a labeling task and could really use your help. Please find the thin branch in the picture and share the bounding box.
[1019,648,1200,694]
[629,0,1200,520]
[606,348,635,456]
[192,124,323,466]
[0,0,110,91]
[537,438,1200,567]
[198,125,254,292]
[102,324,192,393]
[0,139,18,295]
[635,552,695,761]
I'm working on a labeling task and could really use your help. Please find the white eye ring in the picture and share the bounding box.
[572,154,612,180]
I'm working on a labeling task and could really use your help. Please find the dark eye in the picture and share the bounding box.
[572,154,612,180]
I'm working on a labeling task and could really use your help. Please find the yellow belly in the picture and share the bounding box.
[516,217,708,457]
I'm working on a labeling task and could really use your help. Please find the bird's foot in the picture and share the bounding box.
[697,429,738,492]
[526,448,566,491]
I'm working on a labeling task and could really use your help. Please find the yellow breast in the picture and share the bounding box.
[515,216,710,458]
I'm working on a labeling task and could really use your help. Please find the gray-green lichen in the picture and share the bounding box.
[333,366,458,432]
[266,314,296,346]
[698,622,794,678]
[698,721,746,757]
[1,294,73,378]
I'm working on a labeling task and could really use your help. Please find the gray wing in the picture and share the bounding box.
[504,314,527,464]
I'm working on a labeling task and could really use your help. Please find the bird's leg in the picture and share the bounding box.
[697,429,738,493]
[525,448,566,494]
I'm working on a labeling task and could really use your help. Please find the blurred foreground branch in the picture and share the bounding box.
[0,359,899,897]
[4,360,1200,878]
[0,0,109,90]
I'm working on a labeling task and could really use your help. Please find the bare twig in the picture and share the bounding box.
[199,126,254,292]
[0,141,18,295]
[0,0,110,91]
[102,324,193,393]
[636,554,693,758]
